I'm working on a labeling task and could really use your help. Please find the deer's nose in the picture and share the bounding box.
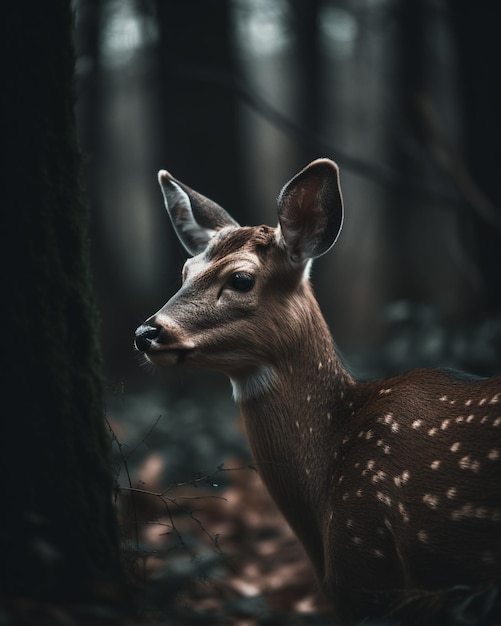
[134,324,161,352]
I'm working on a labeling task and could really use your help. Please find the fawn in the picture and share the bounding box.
[135,159,501,623]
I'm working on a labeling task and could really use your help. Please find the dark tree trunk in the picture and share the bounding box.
[389,0,429,301]
[289,0,322,141]
[448,0,501,313]
[1,0,124,613]
[154,0,246,222]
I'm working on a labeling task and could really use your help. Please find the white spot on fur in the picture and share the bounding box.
[379,388,393,395]
[417,530,429,544]
[479,398,487,406]
[428,428,437,436]
[423,493,439,509]
[394,470,410,487]
[488,449,500,460]
[376,439,391,454]
[376,492,392,507]
[373,549,385,558]
[430,460,441,470]
[398,502,410,522]
[446,487,457,499]
[466,414,475,423]
[372,470,386,484]
[440,419,450,430]
[439,395,448,402]
[489,394,499,405]
[450,442,461,453]
[494,417,501,427]
[451,503,474,521]
[412,419,422,429]
[465,399,473,406]
[459,456,481,472]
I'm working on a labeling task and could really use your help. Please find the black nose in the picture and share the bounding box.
[134,324,161,352]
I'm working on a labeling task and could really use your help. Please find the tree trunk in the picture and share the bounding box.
[448,0,501,313]
[155,0,245,221]
[1,0,124,613]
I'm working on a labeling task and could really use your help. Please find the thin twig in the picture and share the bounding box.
[106,417,140,549]
[126,414,163,460]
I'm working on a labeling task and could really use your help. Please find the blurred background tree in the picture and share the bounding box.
[1,0,124,619]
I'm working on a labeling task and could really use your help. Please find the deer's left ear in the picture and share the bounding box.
[277,158,344,263]
[158,170,239,256]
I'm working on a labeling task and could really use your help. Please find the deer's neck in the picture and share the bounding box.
[230,290,355,574]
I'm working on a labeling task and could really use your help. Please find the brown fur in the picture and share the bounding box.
[136,160,501,623]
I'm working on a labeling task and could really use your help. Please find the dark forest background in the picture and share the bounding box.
[76,0,501,390]
[73,1,501,622]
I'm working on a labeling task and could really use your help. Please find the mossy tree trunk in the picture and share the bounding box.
[1,0,124,612]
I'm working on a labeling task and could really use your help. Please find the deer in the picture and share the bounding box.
[134,158,501,623]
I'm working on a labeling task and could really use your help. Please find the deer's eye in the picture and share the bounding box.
[230,272,255,292]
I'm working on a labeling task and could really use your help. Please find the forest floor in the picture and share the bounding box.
[108,390,334,625]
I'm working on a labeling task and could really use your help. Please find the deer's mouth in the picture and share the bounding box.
[144,346,195,367]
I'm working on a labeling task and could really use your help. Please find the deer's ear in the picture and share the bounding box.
[158,170,239,256]
[277,159,344,263]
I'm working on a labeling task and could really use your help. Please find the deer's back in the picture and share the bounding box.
[324,368,501,615]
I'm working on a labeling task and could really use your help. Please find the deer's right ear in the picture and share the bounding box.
[277,159,344,264]
[158,170,239,256]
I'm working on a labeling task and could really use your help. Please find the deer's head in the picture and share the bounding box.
[134,159,343,383]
